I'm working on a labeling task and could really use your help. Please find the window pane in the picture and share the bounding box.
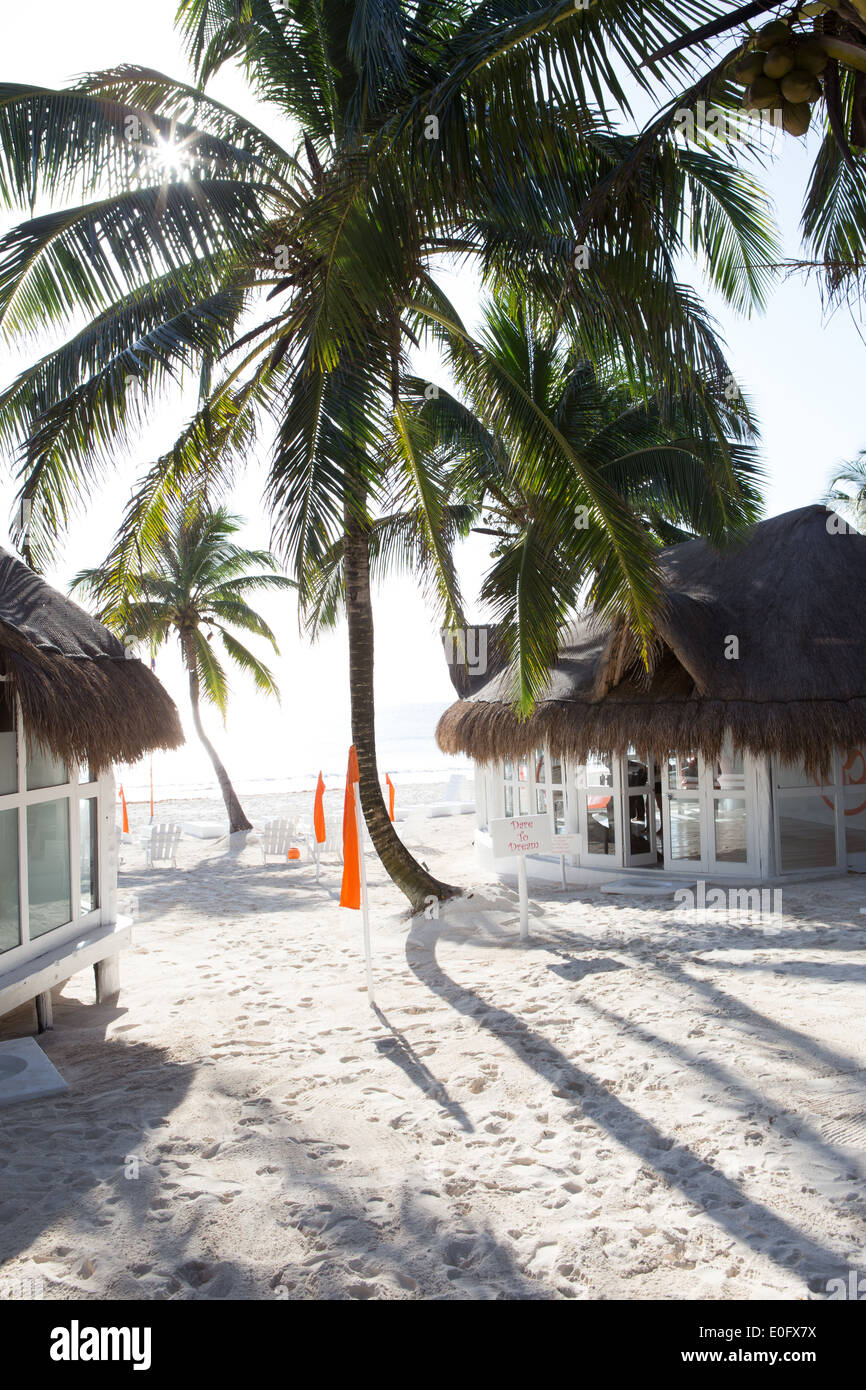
[503,758,513,780]
[0,692,16,795]
[518,784,529,813]
[842,748,866,788]
[27,799,71,938]
[517,755,528,783]
[80,797,99,914]
[552,790,565,835]
[504,783,514,817]
[627,754,650,787]
[779,795,838,872]
[712,736,745,791]
[668,799,702,860]
[586,753,614,788]
[776,759,830,790]
[844,789,866,860]
[550,754,563,785]
[536,786,548,815]
[628,793,653,855]
[585,793,615,855]
[26,740,68,791]
[534,748,546,783]
[668,751,699,792]
[714,797,748,863]
[0,807,20,954]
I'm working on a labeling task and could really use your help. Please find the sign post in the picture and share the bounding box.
[489,814,553,940]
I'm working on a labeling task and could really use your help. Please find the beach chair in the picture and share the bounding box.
[145,823,182,869]
[260,818,305,864]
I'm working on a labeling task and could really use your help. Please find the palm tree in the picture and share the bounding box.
[73,503,295,833]
[0,1,778,908]
[306,297,763,709]
[826,452,866,529]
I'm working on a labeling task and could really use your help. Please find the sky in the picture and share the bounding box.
[1,1,863,797]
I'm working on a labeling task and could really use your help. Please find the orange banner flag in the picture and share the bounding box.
[340,746,361,909]
[385,773,395,822]
[313,771,327,844]
[119,784,130,835]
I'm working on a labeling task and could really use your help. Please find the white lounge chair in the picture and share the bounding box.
[260,818,306,864]
[145,823,182,869]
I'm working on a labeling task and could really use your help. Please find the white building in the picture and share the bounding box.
[0,548,183,1029]
[437,508,866,886]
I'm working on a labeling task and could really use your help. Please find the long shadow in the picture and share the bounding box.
[371,1005,474,1132]
[404,918,852,1286]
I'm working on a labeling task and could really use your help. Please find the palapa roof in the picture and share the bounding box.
[0,547,183,774]
[437,506,866,769]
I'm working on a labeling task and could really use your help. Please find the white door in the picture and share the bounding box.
[623,750,659,867]
[662,742,757,875]
[662,749,707,872]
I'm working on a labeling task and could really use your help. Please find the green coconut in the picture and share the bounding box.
[747,75,782,110]
[781,68,821,103]
[731,51,768,84]
[782,99,812,135]
[763,44,796,78]
[756,19,790,46]
[793,39,829,75]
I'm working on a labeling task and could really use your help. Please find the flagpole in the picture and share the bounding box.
[352,781,375,1007]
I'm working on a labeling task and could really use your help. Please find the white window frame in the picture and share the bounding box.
[0,693,112,973]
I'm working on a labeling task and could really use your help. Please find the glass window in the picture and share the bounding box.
[503,758,513,780]
[668,751,699,792]
[712,737,745,791]
[627,753,650,787]
[534,748,546,783]
[585,792,615,855]
[779,794,838,872]
[552,790,565,835]
[536,786,548,815]
[80,797,99,914]
[517,755,528,783]
[586,753,614,788]
[550,754,563,785]
[0,692,16,795]
[26,740,69,791]
[27,799,71,938]
[0,807,20,954]
[518,784,529,814]
[776,760,827,790]
[714,798,748,863]
[842,747,866,788]
[504,782,514,817]
[668,799,702,860]
[628,793,653,854]
[844,790,866,858]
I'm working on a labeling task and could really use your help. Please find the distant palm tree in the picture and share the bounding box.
[826,454,866,531]
[73,503,295,833]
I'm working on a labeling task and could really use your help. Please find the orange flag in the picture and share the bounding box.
[340,746,361,909]
[385,773,395,822]
[119,784,130,835]
[313,772,327,844]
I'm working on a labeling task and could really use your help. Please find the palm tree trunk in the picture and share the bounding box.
[186,663,253,834]
[343,504,459,912]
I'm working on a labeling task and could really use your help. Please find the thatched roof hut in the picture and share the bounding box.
[0,546,183,773]
[437,506,866,769]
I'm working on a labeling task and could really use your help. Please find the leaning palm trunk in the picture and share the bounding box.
[185,661,253,834]
[343,506,458,911]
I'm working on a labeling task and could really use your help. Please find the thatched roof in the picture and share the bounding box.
[0,547,183,774]
[437,506,866,769]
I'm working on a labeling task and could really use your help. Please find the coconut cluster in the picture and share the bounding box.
[730,14,828,135]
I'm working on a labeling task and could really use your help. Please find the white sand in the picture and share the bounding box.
[2,816,866,1301]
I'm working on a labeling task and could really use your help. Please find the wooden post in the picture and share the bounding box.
[517,856,529,940]
[94,955,121,1003]
[34,991,53,1032]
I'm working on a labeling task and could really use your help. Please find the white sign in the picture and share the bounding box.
[490,814,552,859]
